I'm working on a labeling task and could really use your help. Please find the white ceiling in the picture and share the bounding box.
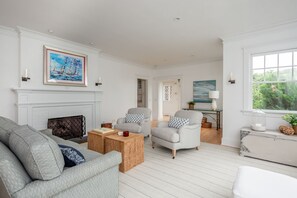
[1,0,297,68]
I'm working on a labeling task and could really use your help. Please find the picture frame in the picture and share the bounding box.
[193,80,216,103]
[44,45,88,86]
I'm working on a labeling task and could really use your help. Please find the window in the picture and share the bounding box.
[163,85,172,101]
[251,50,297,111]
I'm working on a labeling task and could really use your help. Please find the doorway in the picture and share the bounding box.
[160,79,181,120]
[137,79,148,108]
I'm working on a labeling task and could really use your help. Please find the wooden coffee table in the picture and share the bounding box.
[104,133,144,173]
[88,130,118,154]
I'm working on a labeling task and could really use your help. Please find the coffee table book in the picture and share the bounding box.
[93,128,114,134]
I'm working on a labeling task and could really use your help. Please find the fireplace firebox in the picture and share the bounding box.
[48,115,86,142]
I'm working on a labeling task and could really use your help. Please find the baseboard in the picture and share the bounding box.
[222,137,240,148]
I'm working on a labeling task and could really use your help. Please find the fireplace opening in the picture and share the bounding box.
[48,115,87,143]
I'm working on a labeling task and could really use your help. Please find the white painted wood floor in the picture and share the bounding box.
[118,138,297,198]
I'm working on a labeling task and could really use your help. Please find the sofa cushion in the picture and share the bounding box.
[44,133,101,161]
[0,142,31,195]
[0,116,19,146]
[168,116,190,129]
[151,127,179,143]
[9,125,65,180]
[125,113,144,123]
[59,144,85,167]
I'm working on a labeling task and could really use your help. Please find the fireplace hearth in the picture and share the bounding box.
[48,115,87,143]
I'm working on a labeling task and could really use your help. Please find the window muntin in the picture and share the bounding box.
[163,85,172,101]
[252,49,297,111]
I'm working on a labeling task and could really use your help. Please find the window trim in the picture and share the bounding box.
[243,40,297,115]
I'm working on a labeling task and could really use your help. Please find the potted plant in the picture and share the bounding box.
[187,101,195,110]
[282,114,297,134]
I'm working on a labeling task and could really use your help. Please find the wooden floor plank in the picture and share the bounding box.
[119,182,149,198]
[127,169,201,198]
[134,164,230,198]
[120,173,175,198]
[83,136,297,198]
[145,151,235,182]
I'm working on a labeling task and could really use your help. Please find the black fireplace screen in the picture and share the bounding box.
[47,115,86,140]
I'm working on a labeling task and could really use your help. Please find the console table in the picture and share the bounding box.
[240,128,297,167]
[183,108,222,130]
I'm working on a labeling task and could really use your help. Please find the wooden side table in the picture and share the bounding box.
[105,133,144,173]
[87,130,117,154]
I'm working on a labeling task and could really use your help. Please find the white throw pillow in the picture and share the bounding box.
[168,116,190,129]
[125,114,145,123]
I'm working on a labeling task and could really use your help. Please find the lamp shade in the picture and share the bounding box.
[209,91,219,99]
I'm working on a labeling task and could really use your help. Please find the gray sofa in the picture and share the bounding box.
[0,116,122,198]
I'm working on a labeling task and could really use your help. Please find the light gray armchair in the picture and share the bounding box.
[114,108,151,137]
[151,110,203,158]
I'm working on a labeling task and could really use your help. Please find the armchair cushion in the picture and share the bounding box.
[9,125,64,180]
[128,108,151,119]
[168,116,190,129]
[114,123,142,133]
[125,113,144,123]
[151,127,179,143]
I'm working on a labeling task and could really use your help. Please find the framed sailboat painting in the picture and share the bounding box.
[44,46,88,86]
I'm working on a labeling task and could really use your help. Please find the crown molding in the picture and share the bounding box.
[0,25,18,37]
[16,26,101,54]
[220,19,297,42]
[98,52,154,70]
[155,57,223,70]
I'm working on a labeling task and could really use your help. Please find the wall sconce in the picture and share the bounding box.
[228,72,235,84]
[21,68,30,81]
[95,77,102,86]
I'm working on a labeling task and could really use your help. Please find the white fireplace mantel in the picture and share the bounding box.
[13,88,103,131]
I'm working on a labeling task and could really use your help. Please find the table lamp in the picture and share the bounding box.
[209,91,219,111]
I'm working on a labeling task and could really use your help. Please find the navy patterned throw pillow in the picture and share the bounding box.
[125,114,145,123]
[168,116,190,129]
[58,144,85,167]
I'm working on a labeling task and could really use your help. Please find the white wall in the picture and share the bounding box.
[152,61,223,124]
[0,26,152,124]
[98,55,152,122]
[0,27,18,120]
[222,22,297,147]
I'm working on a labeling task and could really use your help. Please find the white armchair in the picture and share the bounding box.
[151,110,203,158]
[114,108,151,137]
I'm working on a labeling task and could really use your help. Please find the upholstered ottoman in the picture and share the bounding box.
[233,166,297,198]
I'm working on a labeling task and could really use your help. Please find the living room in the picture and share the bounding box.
[1,1,297,198]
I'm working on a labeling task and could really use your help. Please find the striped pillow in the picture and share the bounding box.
[168,116,190,129]
[125,114,144,123]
